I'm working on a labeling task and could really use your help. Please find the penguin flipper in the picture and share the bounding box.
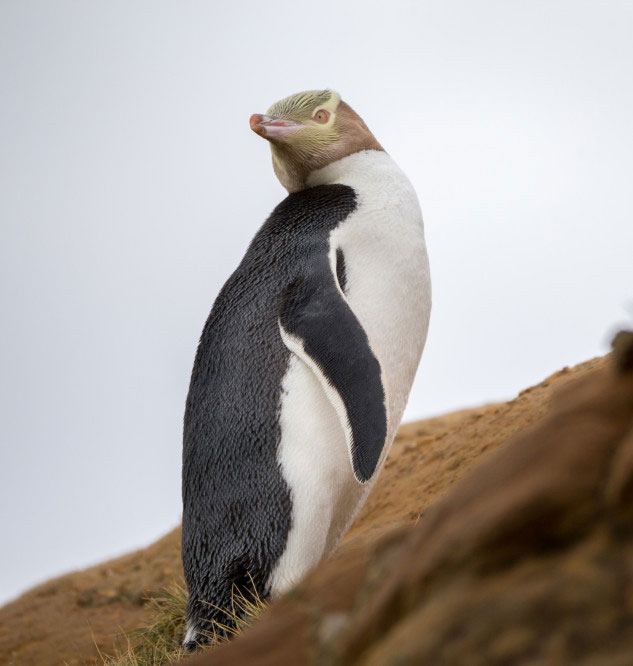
[279,266,387,483]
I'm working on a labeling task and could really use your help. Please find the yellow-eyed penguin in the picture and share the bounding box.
[182,89,431,649]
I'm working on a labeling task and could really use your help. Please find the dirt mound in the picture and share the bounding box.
[0,529,183,665]
[0,355,610,665]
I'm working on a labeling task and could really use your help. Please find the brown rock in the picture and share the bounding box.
[184,340,633,665]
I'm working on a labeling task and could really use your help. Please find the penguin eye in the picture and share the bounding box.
[313,109,330,124]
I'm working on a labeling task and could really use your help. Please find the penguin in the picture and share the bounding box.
[181,89,431,649]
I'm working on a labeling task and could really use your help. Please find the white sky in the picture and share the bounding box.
[1,1,632,605]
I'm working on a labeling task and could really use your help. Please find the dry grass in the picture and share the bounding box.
[103,584,188,666]
[103,582,266,666]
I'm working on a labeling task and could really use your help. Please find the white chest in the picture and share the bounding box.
[313,150,432,437]
[269,151,431,594]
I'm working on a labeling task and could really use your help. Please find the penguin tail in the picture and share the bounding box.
[182,620,211,652]
[182,602,230,651]
[182,574,267,651]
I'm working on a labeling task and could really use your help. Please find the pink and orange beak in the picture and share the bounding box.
[249,114,303,140]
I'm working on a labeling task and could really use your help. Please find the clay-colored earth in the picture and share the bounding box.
[0,352,621,665]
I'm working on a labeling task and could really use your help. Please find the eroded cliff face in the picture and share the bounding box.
[1,349,627,666]
[185,337,633,666]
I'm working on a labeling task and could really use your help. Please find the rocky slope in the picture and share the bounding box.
[0,349,625,665]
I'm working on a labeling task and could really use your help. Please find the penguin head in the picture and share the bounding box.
[250,90,383,193]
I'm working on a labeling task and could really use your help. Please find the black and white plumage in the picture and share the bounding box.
[182,91,431,649]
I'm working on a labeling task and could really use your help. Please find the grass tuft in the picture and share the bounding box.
[104,583,188,666]
[104,581,266,666]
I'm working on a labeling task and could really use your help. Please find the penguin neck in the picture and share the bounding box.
[306,150,410,202]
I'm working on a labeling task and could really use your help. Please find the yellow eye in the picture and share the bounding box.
[313,109,330,124]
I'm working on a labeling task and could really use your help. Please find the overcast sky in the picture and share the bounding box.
[1,0,632,605]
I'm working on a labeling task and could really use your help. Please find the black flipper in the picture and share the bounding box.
[279,252,388,483]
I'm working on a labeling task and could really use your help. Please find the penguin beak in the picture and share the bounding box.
[250,114,303,140]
